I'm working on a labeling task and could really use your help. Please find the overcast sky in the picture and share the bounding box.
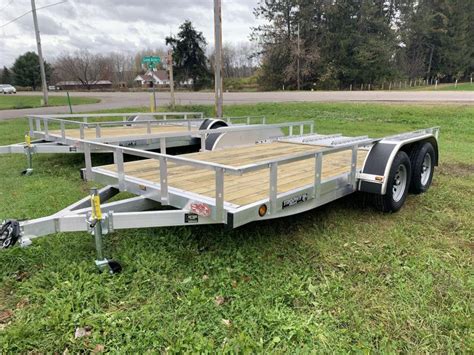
[0,0,262,67]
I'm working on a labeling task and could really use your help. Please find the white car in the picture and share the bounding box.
[0,84,17,94]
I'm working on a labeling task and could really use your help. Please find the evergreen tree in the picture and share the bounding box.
[12,51,52,90]
[252,0,471,88]
[166,21,211,91]
[1,66,12,84]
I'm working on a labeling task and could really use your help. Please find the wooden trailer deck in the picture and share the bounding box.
[98,142,369,207]
[50,124,192,140]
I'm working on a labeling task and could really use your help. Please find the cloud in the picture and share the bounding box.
[0,0,263,67]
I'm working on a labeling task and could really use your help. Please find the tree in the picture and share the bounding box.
[12,52,52,90]
[54,51,112,90]
[1,66,12,84]
[106,52,135,85]
[252,0,472,88]
[166,21,211,90]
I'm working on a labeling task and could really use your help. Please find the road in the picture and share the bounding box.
[0,90,473,120]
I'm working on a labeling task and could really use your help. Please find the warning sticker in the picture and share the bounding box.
[185,213,199,223]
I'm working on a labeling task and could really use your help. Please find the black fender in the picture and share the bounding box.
[359,134,439,195]
[198,119,228,151]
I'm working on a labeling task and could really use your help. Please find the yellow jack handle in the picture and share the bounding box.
[25,133,32,148]
[90,191,102,220]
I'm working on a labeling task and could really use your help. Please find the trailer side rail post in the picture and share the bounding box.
[60,120,66,142]
[80,123,85,139]
[159,156,169,205]
[200,132,206,151]
[95,124,101,138]
[269,162,278,214]
[35,117,41,132]
[350,145,358,190]
[28,117,34,136]
[215,167,225,222]
[313,152,323,199]
[114,148,126,191]
[43,118,49,139]
[83,143,93,181]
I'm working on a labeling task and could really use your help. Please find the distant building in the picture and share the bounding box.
[56,80,113,90]
[134,69,170,87]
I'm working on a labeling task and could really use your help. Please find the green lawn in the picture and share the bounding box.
[411,82,474,91]
[0,95,100,110]
[0,103,472,352]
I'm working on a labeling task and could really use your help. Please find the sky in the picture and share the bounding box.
[0,0,262,67]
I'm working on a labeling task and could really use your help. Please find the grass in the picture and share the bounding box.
[410,82,474,91]
[0,95,100,110]
[0,103,472,352]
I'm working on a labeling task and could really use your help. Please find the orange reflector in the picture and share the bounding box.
[258,204,267,217]
[375,176,384,182]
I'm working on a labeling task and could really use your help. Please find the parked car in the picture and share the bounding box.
[0,84,17,94]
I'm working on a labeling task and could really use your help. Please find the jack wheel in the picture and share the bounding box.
[0,220,21,249]
[107,260,122,274]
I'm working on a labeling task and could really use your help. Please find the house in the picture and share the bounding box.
[134,69,170,87]
[56,80,112,90]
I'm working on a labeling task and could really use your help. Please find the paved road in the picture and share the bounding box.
[1,90,472,120]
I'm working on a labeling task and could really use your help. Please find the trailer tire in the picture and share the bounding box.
[409,142,435,194]
[374,151,411,213]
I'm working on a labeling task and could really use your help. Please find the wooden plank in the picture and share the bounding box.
[97,143,369,207]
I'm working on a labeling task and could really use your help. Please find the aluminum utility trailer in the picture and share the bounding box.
[0,124,439,274]
[0,112,268,174]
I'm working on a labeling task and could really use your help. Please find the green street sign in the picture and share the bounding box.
[141,56,161,64]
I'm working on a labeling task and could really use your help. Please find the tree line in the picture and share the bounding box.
[253,0,473,90]
[2,2,472,92]
[0,21,258,91]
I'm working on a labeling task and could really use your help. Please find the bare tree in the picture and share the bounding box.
[54,51,112,90]
[106,52,135,85]
[209,42,260,78]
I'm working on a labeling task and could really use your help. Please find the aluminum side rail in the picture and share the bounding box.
[27,114,269,141]
[28,111,204,121]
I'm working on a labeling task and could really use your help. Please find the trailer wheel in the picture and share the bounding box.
[107,260,122,274]
[374,151,411,213]
[0,220,21,249]
[409,142,435,194]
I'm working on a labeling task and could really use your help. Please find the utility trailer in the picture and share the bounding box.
[0,112,269,174]
[0,124,439,274]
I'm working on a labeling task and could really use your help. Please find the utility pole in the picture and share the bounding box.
[297,22,300,91]
[31,0,48,106]
[213,0,223,118]
[168,50,175,108]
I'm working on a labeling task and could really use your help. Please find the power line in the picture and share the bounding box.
[0,0,67,29]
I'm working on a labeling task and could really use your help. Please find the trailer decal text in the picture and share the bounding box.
[282,193,308,209]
